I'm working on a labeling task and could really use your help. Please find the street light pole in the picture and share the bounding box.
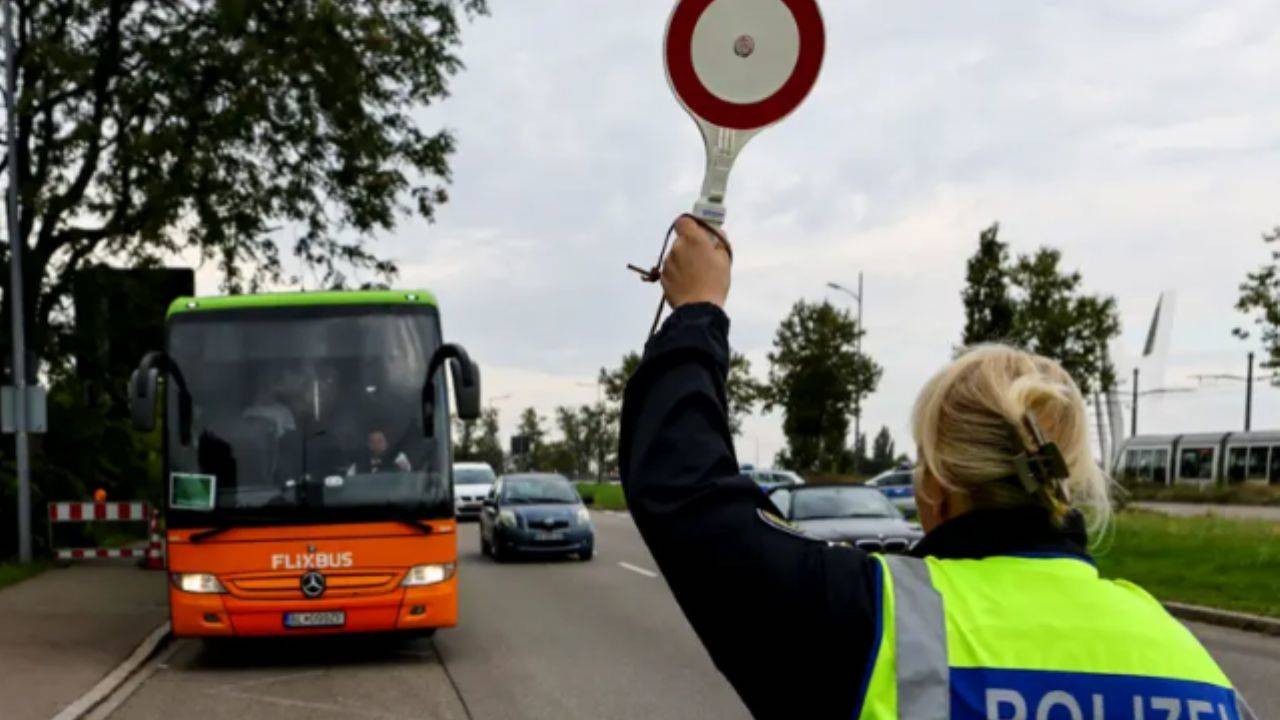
[827,275,865,470]
[1245,352,1254,432]
[3,0,31,562]
[1130,367,1139,437]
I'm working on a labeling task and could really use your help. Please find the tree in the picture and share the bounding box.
[454,406,502,471]
[959,228,1121,394]
[962,224,1016,345]
[764,300,882,474]
[2,0,487,363]
[600,350,762,435]
[1235,225,1280,376]
[511,407,546,471]
[472,407,504,472]
[553,403,617,480]
[870,426,895,474]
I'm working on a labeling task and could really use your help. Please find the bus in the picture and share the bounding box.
[129,290,480,637]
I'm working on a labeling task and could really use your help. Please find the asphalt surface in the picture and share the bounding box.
[97,512,1278,719]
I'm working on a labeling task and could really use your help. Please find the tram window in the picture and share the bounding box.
[1227,447,1247,483]
[1248,446,1269,482]
[1137,450,1154,481]
[1271,446,1280,484]
[1120,450,1138,481]
[1152,449,1169,484]
[1179,447,1214,481]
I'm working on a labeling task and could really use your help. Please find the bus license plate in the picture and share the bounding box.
[284,611,345,628]
[534,531,562,541]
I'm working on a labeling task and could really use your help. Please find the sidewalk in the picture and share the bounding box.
[0,563,168,720]
[1131,501,1280,522]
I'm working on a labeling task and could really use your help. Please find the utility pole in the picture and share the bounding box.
[1130,367,1139,437]
[3,0,31,562]
[1245,352,1254,432]
[827,274,864,472]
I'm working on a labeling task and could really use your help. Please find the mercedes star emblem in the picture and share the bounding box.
[300,571,326,599]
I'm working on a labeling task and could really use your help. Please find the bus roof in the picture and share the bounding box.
[166,289,438,318]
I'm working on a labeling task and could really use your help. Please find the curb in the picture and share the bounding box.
[51,621,172,720]
[1164,602,1280,637]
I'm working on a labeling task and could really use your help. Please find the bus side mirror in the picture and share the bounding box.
[452,357,481,422]
[423,344,482,437]
[131,351,193,445]
[130,367,159,432]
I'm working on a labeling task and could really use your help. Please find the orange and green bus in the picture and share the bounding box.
[129,290,479,637]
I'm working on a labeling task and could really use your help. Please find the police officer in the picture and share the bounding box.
[619,217,1254,719]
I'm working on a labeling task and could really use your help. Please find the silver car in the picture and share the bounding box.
[453,462,497,520]
[767,485,923,553]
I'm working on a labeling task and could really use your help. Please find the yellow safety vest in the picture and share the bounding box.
[856,554,1253,720]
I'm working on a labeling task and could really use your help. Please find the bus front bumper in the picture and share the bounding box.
[170,578,458,637]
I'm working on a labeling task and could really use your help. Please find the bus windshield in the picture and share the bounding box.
[165,305,450,526]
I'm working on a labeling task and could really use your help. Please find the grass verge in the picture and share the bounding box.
[575,482,627,511]
[1119,482,1280,507]
[1094,511,1280,618]
[0,562,49,591]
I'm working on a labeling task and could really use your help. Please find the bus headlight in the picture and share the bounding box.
[402,563,456,587]
[171,573,227,594]
[576,507,591,525]
[498,510,518,528]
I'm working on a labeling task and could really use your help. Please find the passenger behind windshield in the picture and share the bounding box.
[347,428,412,476]
[503,477,579,504]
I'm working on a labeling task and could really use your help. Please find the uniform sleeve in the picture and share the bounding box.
[619,303,883,720]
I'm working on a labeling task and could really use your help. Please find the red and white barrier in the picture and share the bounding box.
[56,547,147,560]
[47,501,164,569]
[48,502,148,522]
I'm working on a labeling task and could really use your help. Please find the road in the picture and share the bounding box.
[97,512,1278,719]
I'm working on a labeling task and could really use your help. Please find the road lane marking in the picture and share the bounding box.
[618,561,658,578]
[85,640,183,720]
[54,621,171,720]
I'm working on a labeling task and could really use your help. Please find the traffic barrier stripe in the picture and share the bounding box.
[56,548,146,559]
[48,501,147,522]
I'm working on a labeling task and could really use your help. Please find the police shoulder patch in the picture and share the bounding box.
[756,508,815,541]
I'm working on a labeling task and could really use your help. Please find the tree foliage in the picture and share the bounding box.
[764,300,882,474]
[960,226,1120,393]
[599,350,762,435]
[453,406,503,472]
[3,0,487,360]
[961,224,1016,345]
[1235,225,1280,377]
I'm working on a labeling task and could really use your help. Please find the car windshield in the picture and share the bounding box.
[502,477,578,504]
[455,467,496,486]
[791,487,901,521]
[165,306,450,525]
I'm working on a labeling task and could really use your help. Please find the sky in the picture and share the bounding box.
[197,1,1280,468]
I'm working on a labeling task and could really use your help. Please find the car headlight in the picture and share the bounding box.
[576,507,591,525]
[171,573,227,594]
[498,509,518,528]
[402,563,456,587]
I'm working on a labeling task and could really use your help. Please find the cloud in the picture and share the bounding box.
[193,2,1280,467]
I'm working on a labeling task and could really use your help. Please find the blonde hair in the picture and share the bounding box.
[911,344,1111,535]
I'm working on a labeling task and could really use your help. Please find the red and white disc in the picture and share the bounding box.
[665,0,825,131]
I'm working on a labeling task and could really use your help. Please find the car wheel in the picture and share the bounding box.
[480,535,491,557]
[578,546,594,561]
[491,543,506,563]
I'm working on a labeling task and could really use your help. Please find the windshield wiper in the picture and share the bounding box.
[392,517,434,535]
[190,526,234,543]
